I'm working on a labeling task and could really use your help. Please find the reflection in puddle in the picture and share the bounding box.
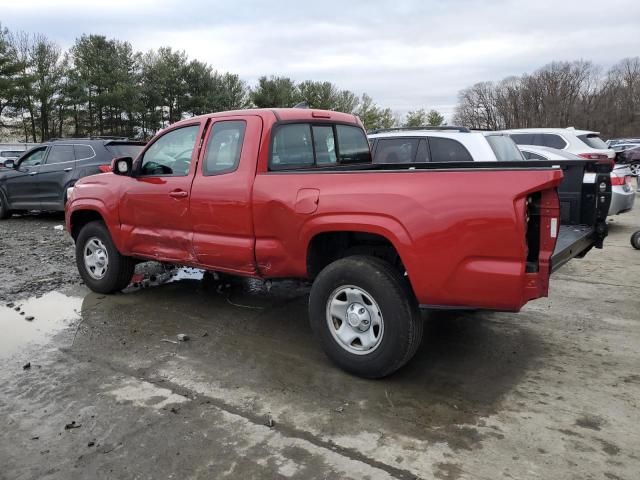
[0,291,82,358]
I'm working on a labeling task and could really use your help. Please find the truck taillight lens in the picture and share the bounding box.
[98,165,112,173]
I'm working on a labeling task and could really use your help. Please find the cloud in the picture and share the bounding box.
[1,0,639,120]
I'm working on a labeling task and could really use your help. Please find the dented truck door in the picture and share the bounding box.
[189,115,263,274]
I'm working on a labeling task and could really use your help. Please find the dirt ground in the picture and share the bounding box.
[1,200,639,480]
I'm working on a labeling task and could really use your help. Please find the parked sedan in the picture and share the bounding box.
[611,143,640,176]
[0,138,145,219]
[519,145,635,216]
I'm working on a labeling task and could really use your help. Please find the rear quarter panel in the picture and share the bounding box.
[252,168,562,311]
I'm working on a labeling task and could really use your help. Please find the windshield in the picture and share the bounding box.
[105,143,145,158]
[485,135,525,161]
[578,134,608,150]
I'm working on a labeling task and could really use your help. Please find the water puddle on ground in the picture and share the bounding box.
[0,291,82,358]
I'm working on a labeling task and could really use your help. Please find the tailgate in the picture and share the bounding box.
[549,160,611,272]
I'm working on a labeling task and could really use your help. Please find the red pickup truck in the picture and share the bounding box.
[65,108,611,377]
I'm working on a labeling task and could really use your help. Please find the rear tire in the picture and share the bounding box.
[309,255,423,378]
[76,221,135,293]
[631,231,640,250]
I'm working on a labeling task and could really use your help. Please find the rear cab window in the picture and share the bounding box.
[578,134,608,150]
[485,135,525,161]
[269,123,370,170]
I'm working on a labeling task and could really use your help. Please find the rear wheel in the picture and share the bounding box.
[309,255,423,378]
[629,162,639,177]
[76,221,135,293]
[631,231,640,250]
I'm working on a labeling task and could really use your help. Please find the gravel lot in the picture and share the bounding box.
[1,198,639,480]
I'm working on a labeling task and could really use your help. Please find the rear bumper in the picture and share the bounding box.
[609,186,636,215]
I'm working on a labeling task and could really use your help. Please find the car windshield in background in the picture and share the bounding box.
[578,134,608,149]
[105,143,145,158]
[485,135,525,161]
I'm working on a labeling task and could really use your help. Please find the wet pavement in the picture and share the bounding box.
[1,200,639,479]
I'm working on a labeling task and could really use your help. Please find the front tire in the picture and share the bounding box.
[309,255,423,378]
[76,221,135,293]
[0,193,11,220]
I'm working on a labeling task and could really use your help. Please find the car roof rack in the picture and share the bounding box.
[368,126,470,134]
[48,136,134,142]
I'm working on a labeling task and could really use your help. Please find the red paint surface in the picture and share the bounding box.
[66,108,563,311]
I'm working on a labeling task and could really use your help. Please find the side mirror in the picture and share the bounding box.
[111,156,133,176]
[4,159,15,169]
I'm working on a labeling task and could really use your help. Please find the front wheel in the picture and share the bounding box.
[76,221,135,293]
[0,193,11,220]
[629,162,639,177]
[309,255,423,378]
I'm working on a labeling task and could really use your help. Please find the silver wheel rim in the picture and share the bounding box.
[84,237,109,280]
[326,285,384,355]
[630,163,639,176]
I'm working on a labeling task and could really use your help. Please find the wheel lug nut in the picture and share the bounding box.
[359,308,365,314]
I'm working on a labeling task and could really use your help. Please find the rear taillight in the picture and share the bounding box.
[98,165,112,173]
[578,153,610,160]
[610,174,632,186]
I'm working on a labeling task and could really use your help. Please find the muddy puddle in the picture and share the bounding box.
[0,291,82,358]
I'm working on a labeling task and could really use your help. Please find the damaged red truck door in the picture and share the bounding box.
[65,108,610,378]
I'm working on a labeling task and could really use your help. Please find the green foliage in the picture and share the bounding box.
[403,108,427,127]
[251,76,300,108]
[427,109,445,126]
[0,26,397,141]
[356,94,397,131]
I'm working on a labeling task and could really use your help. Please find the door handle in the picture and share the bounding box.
[29,171,38,176]
[168,190,188,199]
[64,167,73,172]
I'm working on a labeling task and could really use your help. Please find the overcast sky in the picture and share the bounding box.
[2,0,639,119]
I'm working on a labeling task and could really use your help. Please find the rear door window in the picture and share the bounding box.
[203,120,246,175]
[428,137,473,162]
[373,138,419,164]
[46,145,75,164]
[485,135,525,161]
[578,134,608,149]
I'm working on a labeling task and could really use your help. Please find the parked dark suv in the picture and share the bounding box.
[0,138,145,219]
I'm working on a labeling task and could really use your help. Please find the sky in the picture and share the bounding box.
[1,0,639,120]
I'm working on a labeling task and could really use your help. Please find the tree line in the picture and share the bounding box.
[0,24,447,142]
[453,58,640,138]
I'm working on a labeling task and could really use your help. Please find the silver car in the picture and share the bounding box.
[519,145,636,216]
